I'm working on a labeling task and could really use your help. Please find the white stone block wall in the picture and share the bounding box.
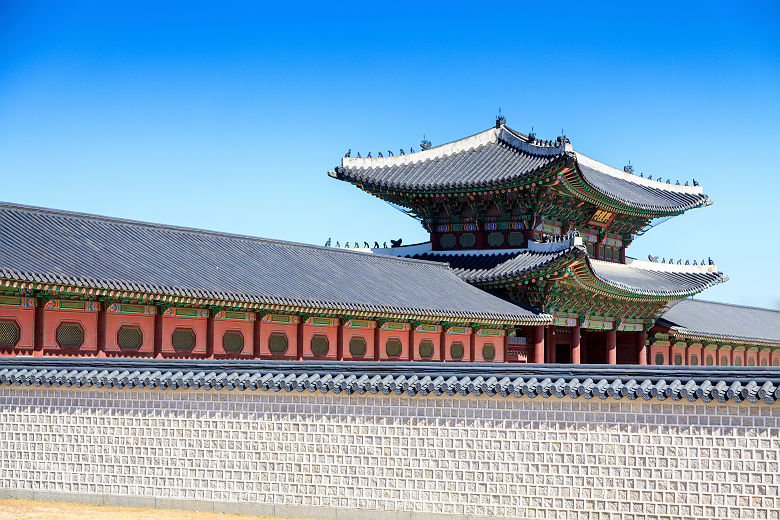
[0,386,778,519]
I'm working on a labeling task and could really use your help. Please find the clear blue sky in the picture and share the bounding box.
[1,2,779,309]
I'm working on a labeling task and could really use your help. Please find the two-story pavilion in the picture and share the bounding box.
[329,117,777,366]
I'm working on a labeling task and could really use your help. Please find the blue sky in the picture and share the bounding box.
[1,1,779,308]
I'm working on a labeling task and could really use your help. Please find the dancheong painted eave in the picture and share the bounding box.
[0,202,549,326]
[330,124,710,215]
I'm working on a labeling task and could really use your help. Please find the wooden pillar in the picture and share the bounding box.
[336,322,344,360]
[545,326,556,364]
[570,326,581,364]
[96,306,107,357]
[533,326,545,364]
[296,320,304,361]
[374,326,382,362]
[33,304,44,357]
[253,315,262,359]
[206,315,214,359]
[606,329,617,364]
[637,330,647,365]
[154,311,163,358]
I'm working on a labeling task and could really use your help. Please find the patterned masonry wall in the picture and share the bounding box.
[1,386,779,520]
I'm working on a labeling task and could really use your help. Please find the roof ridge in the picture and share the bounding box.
[0,201,449,269]
[499,126,568,157]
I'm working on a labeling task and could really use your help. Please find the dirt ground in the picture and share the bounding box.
[0,499,310,520]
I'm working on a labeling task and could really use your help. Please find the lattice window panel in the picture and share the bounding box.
[117,326,142,350]
[349,337,366,356]
[310,335,329,356]
[171,328,196,351]
[418,340,434,359]
[482,343,495,360]
[450,341,464,359]
[487,232,504,247]
[459,233,476,248]
[385,339,402,358]
[440,234,456,249]
[222,331,244,353]
[0,320,20,346]
[268,333,288,354]
[56,323,84,348]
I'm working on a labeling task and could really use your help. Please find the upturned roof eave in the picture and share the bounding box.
[331,124,713,216]
[465,250,726,303]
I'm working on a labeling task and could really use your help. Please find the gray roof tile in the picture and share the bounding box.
[578,162,706,212]
[0,358,776,404]
[334,126,709,213]
[659,299,780,345]
[589,259,725,297]
[403,245,724,298]
[0,202,547,324]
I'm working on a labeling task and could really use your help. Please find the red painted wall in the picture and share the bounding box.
[160,316,207,356]
[301,322,339,360]
[443,330,472,362]
[411,329,442,362]
[212,318,255,357]
[377,325,410,361]
[341,324,375,361]
[104,313,155,355]
[687,344,703,366]
[650,343,669,365]
[0,305,35,351]
[473,333,505,363]
[257,320,299,359]
[42,308,99,355]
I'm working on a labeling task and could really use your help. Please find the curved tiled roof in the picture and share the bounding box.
[406,251,520,276]
[1,358,778,404]
[589,259,726,297]
[396,241,724,299]
[460,245,584,284]
[576,153,708,212]
[334,127,562,191]
[332,124,710,213]
[659,299,780,346]
[0,202,548,324]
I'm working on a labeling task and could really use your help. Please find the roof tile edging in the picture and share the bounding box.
[1,359,777,404]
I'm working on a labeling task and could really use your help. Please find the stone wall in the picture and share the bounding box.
[1,385,778,519]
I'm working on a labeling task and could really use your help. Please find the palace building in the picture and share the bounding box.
[0,118,778,365]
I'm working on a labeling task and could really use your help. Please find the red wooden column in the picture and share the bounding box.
[533,326,545,364]
[96,306,107,357]
[570,326,581,364]
[637,330,648,365]
[33,304,44,357]
[606,329,617,364]
[545,327,556,364]
[206,314,215,359]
